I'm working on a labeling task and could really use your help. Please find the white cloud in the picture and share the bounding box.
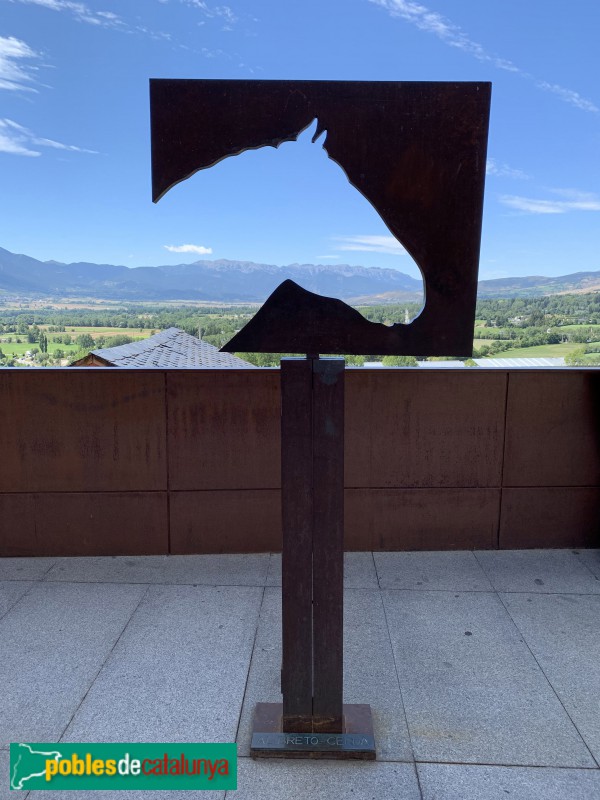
[13,0,126,28]
[180,0,238,23]
[368,0,598,113]
[13,0,173,40]
[535,81,599,114]
[164,244,213,255]
[550,188,600,202]
[368,0,516,71]
[333,235,407,255]
[0,131,39,156]
[486,158,529,180]
[500,190,600,215]
[16,0,239,53]
[315,255,340,260]
[0,35,40,92]
[0,118,97,156]
[134,25,173,42]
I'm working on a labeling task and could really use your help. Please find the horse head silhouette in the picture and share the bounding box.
[150,79,490,356]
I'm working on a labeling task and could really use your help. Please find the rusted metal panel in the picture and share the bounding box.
[0,492,168,557]
[499,488,600,549]
[1,369,599,557]
[311,359,344,731]
[169,489,281,554]
[345,370,507,489]
[167,371,280,491]
[281,360,313,730]
[344,488,500,551]
[0,371,167,493]
[151,80,490,357]
[0,494,36,557]
[503,372,600,487]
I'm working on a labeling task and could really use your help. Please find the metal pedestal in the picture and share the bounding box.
[250,357,375,760]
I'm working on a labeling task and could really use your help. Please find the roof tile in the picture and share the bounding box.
[90,328,254,368]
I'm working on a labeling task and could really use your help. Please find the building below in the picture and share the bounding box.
[472,357,566,368]
[71,327,254,368]
[364,357,566,368]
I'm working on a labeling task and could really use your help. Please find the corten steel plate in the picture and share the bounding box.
[344,487,501,551]
[0,492,168,557]
[0,370,167,493]
[503,371,600,488]
[166,370,281,491]
[150,79,491,356]
[250,703,376,760]
[169,489,281,554]
[499,487,600,549]
[344,370,507,488]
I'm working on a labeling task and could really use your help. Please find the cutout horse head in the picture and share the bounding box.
[150,79,490,356]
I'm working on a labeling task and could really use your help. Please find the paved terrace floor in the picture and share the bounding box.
[2,550,600,799]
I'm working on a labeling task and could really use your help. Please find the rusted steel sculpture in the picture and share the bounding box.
[151,79,490,356]
[150,79,491,759]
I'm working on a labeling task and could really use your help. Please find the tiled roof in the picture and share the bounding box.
[418,360,466,368]
[90,328,255,368]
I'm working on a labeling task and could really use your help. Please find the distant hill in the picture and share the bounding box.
[0,247,421,302]
[477,272,600,297]
[0,247,598,302]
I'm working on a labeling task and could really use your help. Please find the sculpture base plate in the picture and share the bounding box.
[250,703,376,760]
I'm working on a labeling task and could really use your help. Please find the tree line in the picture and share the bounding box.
[2,292,600,366]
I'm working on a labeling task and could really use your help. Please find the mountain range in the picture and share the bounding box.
[1,247,599,303]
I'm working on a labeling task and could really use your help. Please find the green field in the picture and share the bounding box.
[481,342,579,359]
[40,326,155,337]
[551,324,600,332]
[0,339,80,358]
[0,327,150,361]
[473,338,512,348]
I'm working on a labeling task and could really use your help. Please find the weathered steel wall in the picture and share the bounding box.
[0,369,598,555]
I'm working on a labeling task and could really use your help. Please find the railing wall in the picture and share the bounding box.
[1,368,598,556]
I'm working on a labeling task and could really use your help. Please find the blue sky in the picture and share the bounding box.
[1,0,599,280]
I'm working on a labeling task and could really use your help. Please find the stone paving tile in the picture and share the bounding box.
[230,758,421,800]
[475,550,600,594]
[62,585,263,744]
[44,555,270,586]
[0,581,33,619]
[0,582,147,749]
[234,587,285,757]
[236,588,413,762]
[232,587,279,759]
[344,589,413,761]
[374,551,493,591]
[0,750,20,800]
[382,589,595,767]
[28,790,224,800]
[502,591,600,764]
[575,548,600,581]
[0,557,56,581]
[418,763,600,800]
[266,552,379,589]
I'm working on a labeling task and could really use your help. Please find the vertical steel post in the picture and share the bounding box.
[281,358,314,731]
[281,356,345,733]
[312,358,345,731]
